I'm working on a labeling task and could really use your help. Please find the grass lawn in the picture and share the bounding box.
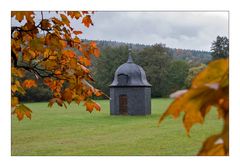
[11,98,223,156]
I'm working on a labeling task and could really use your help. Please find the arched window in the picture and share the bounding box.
[117,74,128,85]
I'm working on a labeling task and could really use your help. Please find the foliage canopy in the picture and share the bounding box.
[11,11,102,120]
[211,36,229,60]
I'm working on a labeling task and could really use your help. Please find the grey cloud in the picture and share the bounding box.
[78,11,228,51]
[12,11,228,51]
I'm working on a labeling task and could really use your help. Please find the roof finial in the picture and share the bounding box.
[127,45,133,63]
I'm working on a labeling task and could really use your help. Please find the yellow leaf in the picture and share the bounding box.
[13,104,32,121]
[28,49,36,58]
[11,97,19,107]
[60,14,70,26]
[13,31,20,39]
[73,12,82,19]
[42,60,58,70]
[11,80,26,94]
[73,36,81,43]
[11,84,18,93]
[192,59,228,88]
[29,38,44,52]
[52,17,64,26]
[11,67,25,78]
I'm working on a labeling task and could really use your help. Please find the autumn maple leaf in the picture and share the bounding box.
[22,80,37,89]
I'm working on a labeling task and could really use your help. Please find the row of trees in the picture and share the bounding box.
[17,35,229,102]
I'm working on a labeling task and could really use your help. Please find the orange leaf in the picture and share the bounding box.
[41,19,51,29]
[84,100,94,113]
[55,70,62,75]
[67,11,74,18]
[62,88,74,104]
[198,134,226,156]
[83,100,101,113]
[82,15,93,28]
[62,50,75,58]
[79,56,91,66]
[48,98,63,107]
[73,31,82,35]
[52,17,64,26]
[94,102,101,111]
[12,12,24,22]
[22,80,37,89]
[93,48,100,57]
[90,41,97,48]
[75,95,85,104]
[15,109,24,121]
[80,64,90,73]
[94,89,102,97]
[67,11,82,19]
[59,40,67,48]
[11,11,33,23]
[25,111,32,120]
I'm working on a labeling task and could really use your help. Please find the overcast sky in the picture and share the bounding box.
[12,11,228,51]
[76,11,228,51]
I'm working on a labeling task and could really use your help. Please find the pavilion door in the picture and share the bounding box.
[119,95,128,115]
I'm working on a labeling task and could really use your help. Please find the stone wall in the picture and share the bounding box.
[110,87,151,115]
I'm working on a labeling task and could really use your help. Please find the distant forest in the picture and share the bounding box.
[92,39,211,63]
[18,40,212,102]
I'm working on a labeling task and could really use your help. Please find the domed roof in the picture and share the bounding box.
[110,55,151,87]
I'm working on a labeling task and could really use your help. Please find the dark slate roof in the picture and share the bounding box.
[109,55,151,87]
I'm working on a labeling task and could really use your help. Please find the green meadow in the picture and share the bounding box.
[11,98,223,156]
